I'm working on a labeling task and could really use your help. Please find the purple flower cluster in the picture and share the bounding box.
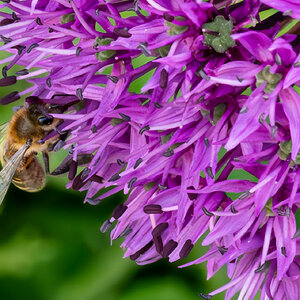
[1,0,300,298]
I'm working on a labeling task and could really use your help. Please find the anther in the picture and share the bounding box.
[202,207,214,217]
[281,246,287,257]
[46,77,52,88]
[254,263,266,273]
[206,166,214,179]
[179,239,193,258]
[152,222,168,237]
[143,204,163,214]
[0,76,17,87]
[100,220,112,233]
[230,205,238,214]
[68,160,77,180]
[0,91,20,105]
[27,43,39,53]
[134,158,143,169]
[139,125,150,135]
[15,69,29,76]
[128,177,137,189]
[2,66,8,78]
[113,28,132,38]
[162,239,178,258]
[108,173,121,182]
[117,159,125,166]
[76,46,82,56]
[218,246,228,255]
[112,204,128,219]
[199,293,212,300]
[76,88,83,100]
[154,102,163,108]
[119,113,131,122]
[160,69,168,89]
[36,17,42,25]
[239,106,248,113]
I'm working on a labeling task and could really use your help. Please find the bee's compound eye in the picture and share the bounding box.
[38,115,53,126]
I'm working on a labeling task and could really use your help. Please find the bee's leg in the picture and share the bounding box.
[42,152,50,175]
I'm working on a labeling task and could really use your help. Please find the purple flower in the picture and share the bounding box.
[1,1,300,299]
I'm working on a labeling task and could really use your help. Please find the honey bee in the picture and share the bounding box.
[0,96,73,205]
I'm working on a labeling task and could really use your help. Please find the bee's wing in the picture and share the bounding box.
[0,122,9,151]
[0,143,29,205]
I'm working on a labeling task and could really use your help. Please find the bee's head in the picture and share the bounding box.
[25,96,65,130]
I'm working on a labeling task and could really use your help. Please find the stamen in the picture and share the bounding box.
[163,149,174,157]
[76,88,83,100]
[46,77,52,88]
[91,125,97,133]
[163,13,174,22]
[199,293,212,300]
[152,222,168,237]
[68,160,77,180]
[218,246,228,255]
[108,173,121,182]
[0,76,17,87]
[117,159,125,166]
[239,191,252,199]
[118,227,132,238]
[107,75,119,83]
[281,246,287,257]
[0,19,14,26]
[187,186,197,200]
[128,177,137,189]
[119,113,131,122]
[113,28,132,38]
[202,207,214,217]
[239,106,248,113]
[162,239,178,258]
[0,35,12,43]
[139,241,154,255]
[230,205,238,214]
[15,69,29,76]
[36,17,42,25]
[254,263,266,273]
[158,184,167,190]
[294,61,300,67]
[179,239,193,258]
[112,204,127,219]
[2,66,8,78]
[100,219,112,233]
[81,167,91,180]
[204,137,209,147]
[162,205,178,212]
[89,175,104,183]
[134,158,143,169]
[275,53,282,65]
[0,91,20,105]
[206,166,214,179]
[137,43,152,57]
[27,43,39,53]
[153,235,163,253]
[160,69,168,89]
[139,125,150,135]
[293,228,300,239]
[154,102,163,108]
[13,45,26,55]
[76,46,82,56]
[12,12,19,21]
[143,204,163,214]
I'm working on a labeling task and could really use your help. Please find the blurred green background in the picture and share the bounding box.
[0,48,228,299]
